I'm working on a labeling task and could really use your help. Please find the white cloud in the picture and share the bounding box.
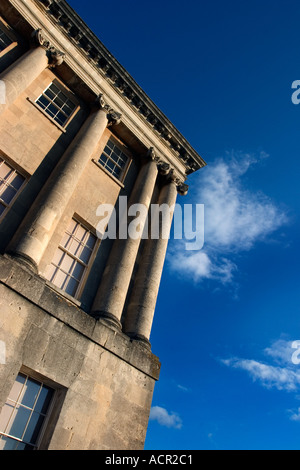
[222,357,300,392]
[149,406,182,429]
[289,408,300,421]
[264,338,295,365]
[221,338,300,392]
[169,249,236,284]
[168,151,288,285]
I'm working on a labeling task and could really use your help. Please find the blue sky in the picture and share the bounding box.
[68,0,300,450]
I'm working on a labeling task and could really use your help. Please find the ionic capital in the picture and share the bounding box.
[157,161,170,175]
[95,94,122,126]
[177,183,189,196]
[146,148,170,174]
[167,169,189,195]
[147,147,160,162]
[31,29,65,67]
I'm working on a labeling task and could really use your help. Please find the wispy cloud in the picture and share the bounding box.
[221,338,300,394]
[177,384,189,392]
[168,151,288,285]
[222,357,300,392]
[149,406,183,429]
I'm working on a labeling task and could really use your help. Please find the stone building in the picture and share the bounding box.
[0,0,205,450]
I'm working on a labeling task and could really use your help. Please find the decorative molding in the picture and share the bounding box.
[147,147,188,194]
[95,93,122,126]
[177,183,189,196]
[31,28,65,67]
[34,0,206,174]
[147,147,160,163]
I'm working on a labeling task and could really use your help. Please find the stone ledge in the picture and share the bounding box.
[0,254,161,380]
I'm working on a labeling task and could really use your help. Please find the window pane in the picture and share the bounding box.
[23,412,44,444]
[0,374,54,451]
[0,185,17,204]
[53,95,65,108]
[0,30,12,52]
[8,374,26,402]
[0,402,14,433]
[106,139,114,150]
[79,246,92,264]
[98,140,128,180]
[46,219,96,297]
[85,233,96,250]
[64,277,79,297]
[36,95,49,109]
[10,173,25,191]
[99,154,108,165]
[0,435,19,450]
[71,262,84,280]
[36,83,76,127]
[21,378,40,408]
[55,112,67,126]
[0,162,13,180]
[75,224,86,242]
[35,386,53,414]
[53,269,68,290]
[60,253,75,273]
[48,83,60,95]
[67,238,81,257]
[6,405,31,439]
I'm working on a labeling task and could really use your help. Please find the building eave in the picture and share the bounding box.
[34,0,206,175]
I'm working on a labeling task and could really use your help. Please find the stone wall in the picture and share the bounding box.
[0,254,160,450]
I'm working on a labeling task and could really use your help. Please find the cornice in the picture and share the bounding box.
[33,0,206,175]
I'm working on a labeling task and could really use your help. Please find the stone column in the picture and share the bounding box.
[0,29,64,115]
[91,149,159,329]
[8,95,121,270]
[123,176,188,347]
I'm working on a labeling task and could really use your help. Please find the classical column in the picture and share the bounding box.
[91,149,159,329]
[8,95,121,270]
[123,175,188,347]
[0,29,64,115]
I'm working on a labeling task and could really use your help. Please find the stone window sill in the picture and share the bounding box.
[45,280,82,308]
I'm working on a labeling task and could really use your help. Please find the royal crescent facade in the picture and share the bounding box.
[0,0,206,450]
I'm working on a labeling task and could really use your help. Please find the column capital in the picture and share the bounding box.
[31,29,65,67]
[95,93,122,126]
[147,148,170,175]
[147,146,160,162]
[167,169,189,195]
[146,147,188,193]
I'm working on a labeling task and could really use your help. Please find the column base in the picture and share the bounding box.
[5,251,39,274]
[126,332,151,350]
[91,310,122,330]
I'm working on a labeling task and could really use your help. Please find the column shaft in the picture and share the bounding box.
[123,180,178,345]
[0,46,49,115]
[9,107,109,269]
[92,158,158,328]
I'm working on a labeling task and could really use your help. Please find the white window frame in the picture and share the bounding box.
[45,218,98,299]
[0,372,55,450]
[98,138,130,183]
[35,80,78,129]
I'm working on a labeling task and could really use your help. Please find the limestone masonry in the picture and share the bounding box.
[0,0,206,450]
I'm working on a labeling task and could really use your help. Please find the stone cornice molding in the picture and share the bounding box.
[31,27,65,66]
[34,0,206,175]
